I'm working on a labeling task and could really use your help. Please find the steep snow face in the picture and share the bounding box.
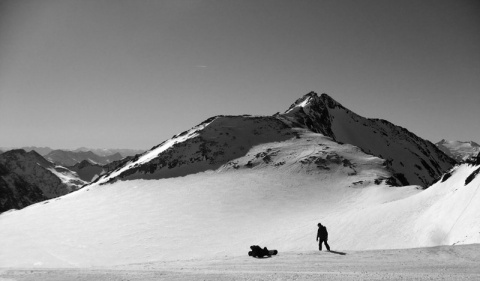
[436,139,480,162]
[96,115,297,184]
[281,92,455,187]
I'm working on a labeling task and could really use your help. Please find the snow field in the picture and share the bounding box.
[0,131,479,268]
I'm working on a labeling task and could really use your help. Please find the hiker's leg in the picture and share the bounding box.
[325,240,330,251]
[318,240,322,251]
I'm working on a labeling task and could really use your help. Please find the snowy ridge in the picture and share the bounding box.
[284,94,313,114]
[92,92,454,187]
[95,116,219,184]
[281,92,455,187]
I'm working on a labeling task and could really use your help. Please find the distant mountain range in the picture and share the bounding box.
[73,148,145,158]
[0,146,144,158]
[435,140,480,162]
[45,150,124,166]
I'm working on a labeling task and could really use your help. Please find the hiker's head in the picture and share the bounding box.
[318,223,322,227]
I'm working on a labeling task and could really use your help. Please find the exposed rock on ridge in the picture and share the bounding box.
[280,92,456,187]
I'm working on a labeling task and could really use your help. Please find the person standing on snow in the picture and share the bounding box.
[316,223,331,251]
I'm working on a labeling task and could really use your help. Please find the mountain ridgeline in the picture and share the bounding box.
[45,150,123,167]
[97,92,454,188]
[280,93,456,187]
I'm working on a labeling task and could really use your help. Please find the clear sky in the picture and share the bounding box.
[0,0,479,150]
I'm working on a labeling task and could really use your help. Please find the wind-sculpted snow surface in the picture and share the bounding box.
[281,92,455,187]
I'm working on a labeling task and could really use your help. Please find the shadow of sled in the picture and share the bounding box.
[328,250,347,255]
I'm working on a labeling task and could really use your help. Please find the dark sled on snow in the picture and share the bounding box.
[248,245,278,258]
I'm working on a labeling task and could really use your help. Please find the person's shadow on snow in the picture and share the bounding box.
[328,250,347,255]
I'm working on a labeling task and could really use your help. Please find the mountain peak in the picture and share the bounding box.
[280,92,455,187]
[284,92,343,115]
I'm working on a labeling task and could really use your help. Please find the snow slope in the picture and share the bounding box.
[1,129,479,268]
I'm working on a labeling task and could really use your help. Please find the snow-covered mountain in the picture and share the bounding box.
[45,150,124,166]
[96,92,454,188]
[0,92,475,268]
[436,139,480,162]
[0,150,86,212]
[280,92,455,187]
[1,131,478,267]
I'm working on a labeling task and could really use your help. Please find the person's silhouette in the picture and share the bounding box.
[316,223,330,251]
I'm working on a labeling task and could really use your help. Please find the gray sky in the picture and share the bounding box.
[1,0,479,150]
